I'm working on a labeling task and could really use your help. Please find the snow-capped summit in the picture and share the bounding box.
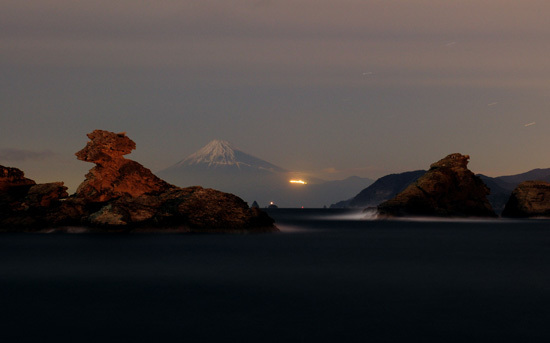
[180,140,238,167]
[165,139,287,173]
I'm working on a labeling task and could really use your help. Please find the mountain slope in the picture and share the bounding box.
[331,170,425,208]
[495,168,550,185]
[157,140,372,207]
[164,140,287,173]
[476,175,515,214]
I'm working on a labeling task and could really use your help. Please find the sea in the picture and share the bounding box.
[1,208,549,342]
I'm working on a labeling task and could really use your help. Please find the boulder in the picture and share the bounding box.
[377,153,496,217]
[501,181,550,218]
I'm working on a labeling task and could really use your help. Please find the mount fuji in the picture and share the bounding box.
[157,140,373,208]
[165,140,287,173]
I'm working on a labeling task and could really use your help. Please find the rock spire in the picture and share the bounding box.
[74,130,172,202]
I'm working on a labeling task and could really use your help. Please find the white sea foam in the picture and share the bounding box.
[307,209,375,221]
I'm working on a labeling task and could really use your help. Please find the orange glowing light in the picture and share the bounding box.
[289,180,307,185]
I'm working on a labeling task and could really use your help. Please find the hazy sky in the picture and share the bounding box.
[2,1,550,191]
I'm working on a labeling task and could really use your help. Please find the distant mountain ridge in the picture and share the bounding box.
[494,168,550,185]
[158,140,373,208]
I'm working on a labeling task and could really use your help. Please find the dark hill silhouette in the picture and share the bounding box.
[495,168,550,185]
[476,175,515,214]
[331,170,425,208]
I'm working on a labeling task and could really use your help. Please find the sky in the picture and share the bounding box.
[2,0,550,191]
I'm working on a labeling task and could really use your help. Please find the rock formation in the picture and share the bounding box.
[0,166,35,192]
[75,130,172,202]
[377,153,496,217]
[0,130,277,233]
[0,165,69,227]
[501,181,550,218]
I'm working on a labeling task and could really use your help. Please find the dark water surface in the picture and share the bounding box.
[1,209,550,342]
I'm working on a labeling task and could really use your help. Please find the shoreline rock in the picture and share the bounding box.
[0,166,36,192]
[502,181,550,218]
[377,153,496,218]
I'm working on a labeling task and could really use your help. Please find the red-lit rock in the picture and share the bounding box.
[0,166,69,227]
[74,130,172,202]
[0,165,35,192]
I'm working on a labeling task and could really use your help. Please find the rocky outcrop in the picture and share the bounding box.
[0,130,277,233]
[0,165,69,227]
[501,181,550,218]
[0,166,36,192]
[1,166,67,209]
[377,154,496,217]
[77,186,274,231]
[75,130,172,202]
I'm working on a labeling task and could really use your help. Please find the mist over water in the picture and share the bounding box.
[1,210,550,342]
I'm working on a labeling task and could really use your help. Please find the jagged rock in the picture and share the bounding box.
[502,181,550,218]
[0,130,277,233]
[377,153,496,217]
[74,130,172,202]
[1,166,66,211]
[0,166,36,191]
[0,166,69,228]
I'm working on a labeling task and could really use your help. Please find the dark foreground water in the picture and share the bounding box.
[1,209,550,342]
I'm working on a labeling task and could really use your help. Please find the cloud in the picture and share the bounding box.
[0,149,56,162]
[0,0,548,92]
